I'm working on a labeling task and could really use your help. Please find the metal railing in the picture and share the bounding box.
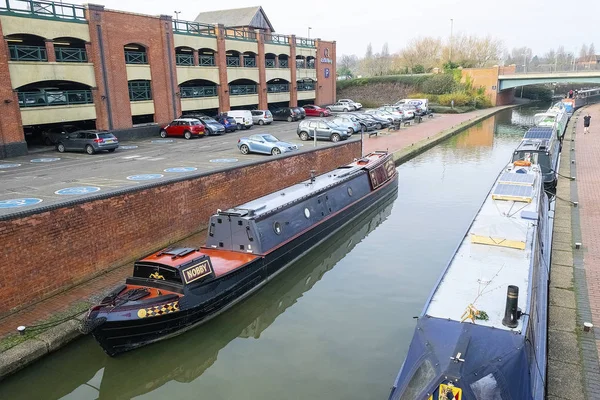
[264,33,289,45]
[297,82,315,91]
[244,57,256,67]
[513,64,600,74]
[229,84,257,96]
[225,28,256,41]
[267,83,289,93]
[125,51,148,64]
[172,20,216,37]
[226,56,240,67]
[265,59,275,68]
[296,60,306,69]
[179,86,217,98]
[279,59,289,68]
[55,47,87,62]
[128,83,152,101]
[18,89,93,107]
[296,37,316,48]
[0,0,86,21]
[307,60,315,69]
[176,53,194,66]
[9,45,47,61]
[199,55,215,66]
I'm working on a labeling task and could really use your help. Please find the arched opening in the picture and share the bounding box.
[267,78,289,93]
[53,37,87,63]
[296,55,306,69]
[306,56,315,69]
[16,80,93,107]
[128,79,152,101]
[179,79,218,98]
[265,53,276,68]
[278,54,289,68]
[6,34,47,62]
[229,79,257,96]
[124,43,148,64]
[243,51,257,68]
[226,50,241,67]
[175,46,194,66]
[297,78,315,92]
[199,48,216,66]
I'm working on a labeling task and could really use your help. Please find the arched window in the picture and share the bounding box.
[229,79,257,96]
[267,78,290,93]
[175,46,194,66]
[124,43,147,64]
[16,80,93,108]
[179,79,218,98]
[6,34,47,62]
[226,50,241,67]
[278,54,289,68]
[198,48,216,66]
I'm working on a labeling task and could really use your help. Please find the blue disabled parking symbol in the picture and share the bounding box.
[127,174,164,181]
[0,163,21,169]
[55,186,101,195]
[30,158,61,163]
[0,198,42,209]
[164,167,198,173]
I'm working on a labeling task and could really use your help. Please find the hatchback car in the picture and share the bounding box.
[326,101,355,112]
[302,104,331,117]
[378,106,405,119]
[332,116,362,134]
[160,118,206,139]
[251,110,274,125]
[365,109,401,123]
[237,134,298,156]
[56,130,119,155]
[292,107,306,119]
[197,116,226,135]
[338,98,362,110]
[216,115,238,132]
[270,107,300,122]
[296,119,351,142]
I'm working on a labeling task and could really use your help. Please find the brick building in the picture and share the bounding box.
[0,2,337,158]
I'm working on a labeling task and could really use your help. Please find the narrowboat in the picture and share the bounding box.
[512,126,560,189]
[534,101,568,141]
[388,160,553,400]
[82,151,398,356]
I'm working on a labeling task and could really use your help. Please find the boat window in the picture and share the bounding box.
[470,373,504,400]
[304,208,310,218]
[399,359,436,400]
[273,221,282,235]
[133,264,182,285]
[347,187,353,196]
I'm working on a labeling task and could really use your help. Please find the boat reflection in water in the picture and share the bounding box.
[70,192,396,400]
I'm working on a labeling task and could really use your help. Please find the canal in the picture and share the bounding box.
[0,103,549,400]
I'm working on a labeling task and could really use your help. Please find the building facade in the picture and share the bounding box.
[0,2,337,158]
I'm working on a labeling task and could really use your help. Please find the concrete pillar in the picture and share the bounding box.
[215,24,230,112]
[45,40,56,62]
[289,35,297,107]
[274,55,279,68]
[257,30,267,110]
[193,49,199,66]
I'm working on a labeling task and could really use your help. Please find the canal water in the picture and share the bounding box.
[0,103,549,400]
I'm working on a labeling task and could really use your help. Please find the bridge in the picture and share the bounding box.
[499,71,600,90]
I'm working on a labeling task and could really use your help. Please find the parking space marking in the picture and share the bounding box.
[74,178,137,187]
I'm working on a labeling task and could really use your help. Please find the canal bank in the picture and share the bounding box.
[0,104,519,381]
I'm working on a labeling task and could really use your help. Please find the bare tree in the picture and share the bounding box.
[588,43,596,62]
[398,36,443,71]
[579,44,588,62]
[337,54,359,78]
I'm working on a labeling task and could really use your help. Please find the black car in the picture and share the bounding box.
[216,115,238,132]
[351,113,390,130]
[270,107,300,122]
[292,107,306,119]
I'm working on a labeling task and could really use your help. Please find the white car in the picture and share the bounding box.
[378,106,406,119]
[395,104,415,119]
[326,101,356,112]
[225,110,253,130]
[338,98,362,110]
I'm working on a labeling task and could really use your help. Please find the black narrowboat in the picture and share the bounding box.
[82,151,398,356]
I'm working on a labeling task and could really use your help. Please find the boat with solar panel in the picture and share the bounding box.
[512,126,561,189]
[82,151,398,356]
[534,101,568,141]
[388,160,553,400]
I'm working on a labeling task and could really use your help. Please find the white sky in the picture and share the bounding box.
[74,0,600,58]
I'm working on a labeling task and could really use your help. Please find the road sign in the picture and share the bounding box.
[30,158,60,163]
[55,186,101,195]
[0,163,21,169]
[0,198,42,209]
[126,174,164,181]
[164,167,198,173]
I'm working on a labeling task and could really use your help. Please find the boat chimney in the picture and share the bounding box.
[502,285,520,328]
[310,170,316,184]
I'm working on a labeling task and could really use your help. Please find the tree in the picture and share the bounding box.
[337,54,359,78]
[588,43,596,62]
[440,34,503,68]
[579,44,588,62]
[398,36,443,71]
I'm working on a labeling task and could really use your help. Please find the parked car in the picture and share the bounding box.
[198,116,226,135]
[378,106,405,119]
[270,107,300,122]
[42,124,79,145]
[216,115,238,132]
[326,101,355,112]
[302,104,331,117]
[365,109,401,123]
[296,119,352,142]
[292,107,306,119]
[226,110,253,130]
[393,104,416,119]
[237,134,298,156]
[347,113,378,131]
[338,98,362,110]
[160,118,206,139]
[19,87,67,106]
[395,98,429,114]
[251,110,274,125]
[56,130,119,155]
[353,113,390,129]
[332,116,362,134]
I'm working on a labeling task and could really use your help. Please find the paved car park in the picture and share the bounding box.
[0,119,358,217]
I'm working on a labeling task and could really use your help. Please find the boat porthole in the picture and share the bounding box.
[348,187,353,196]
[273,221,282,235]
[304,208,310,218]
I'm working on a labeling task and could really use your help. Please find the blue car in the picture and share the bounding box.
[216,115,238,133]
[237,134,298,156]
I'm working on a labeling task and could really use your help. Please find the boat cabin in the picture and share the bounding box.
[512,138,559,186]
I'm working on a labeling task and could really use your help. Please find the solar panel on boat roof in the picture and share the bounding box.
[492,183,534,201]
[498,172,535,185]
[524,127,553,139]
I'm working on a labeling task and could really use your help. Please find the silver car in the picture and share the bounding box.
[251,110,274,125]
[56,130,119,155]
[296,119,352,142]
[338,98,362,110]
[331,116,362,134]
[326,101,356,112]
[365,109,401,123]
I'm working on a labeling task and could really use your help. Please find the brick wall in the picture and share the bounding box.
[0,142,360,315]
[461,66,515,106]
[315,40,336,105]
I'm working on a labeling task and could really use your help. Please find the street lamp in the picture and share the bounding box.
[449,19,453,62]
[308,27,312,39]
[174,10,181,20]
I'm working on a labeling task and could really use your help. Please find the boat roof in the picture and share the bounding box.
[218,152,389,219]
[523,126,553,140]
[425,163,543,332]
[514,139,552,152]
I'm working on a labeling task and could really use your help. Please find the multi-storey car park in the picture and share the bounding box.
[0,1,336,157]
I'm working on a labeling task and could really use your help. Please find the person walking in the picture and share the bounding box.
[584,113,591,134]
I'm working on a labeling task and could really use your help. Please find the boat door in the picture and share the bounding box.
[316,194,332,217]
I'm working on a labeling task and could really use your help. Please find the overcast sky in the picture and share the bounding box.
[75,0,599,58]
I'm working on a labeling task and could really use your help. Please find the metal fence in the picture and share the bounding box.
[279,59,289,68]
[179,86,217,98]
[296,37,316,48]
[9,45,47,61]
[199,55,215,66]
[229,85,257,95]
[264,33,289,45]
[267,83,289,93]
[128,81,152,101]
[265,59,276,68]
[226,56,240,67]
[244,57,256,67]
[176,53,194,66]
[55,47,87,62]
[297,82,315,91]
[18,89,93,107]
[225,28,256,41]
[125,51,148,64]
[513,64,600,74]
[172,20,216,37]
[0,0,86,20]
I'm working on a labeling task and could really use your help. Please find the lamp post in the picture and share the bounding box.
[449,19,453,63]
[308,27,312,39]
[174,10,181,20]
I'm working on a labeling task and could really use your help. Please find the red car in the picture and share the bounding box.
[302,104,331,117]
[160,118,206,139]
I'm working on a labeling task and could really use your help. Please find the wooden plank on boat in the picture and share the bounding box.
[470,234,526,250]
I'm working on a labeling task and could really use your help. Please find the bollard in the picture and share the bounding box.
[575,242,582,249]
[584,322,594,332]
[573,201,579,207]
